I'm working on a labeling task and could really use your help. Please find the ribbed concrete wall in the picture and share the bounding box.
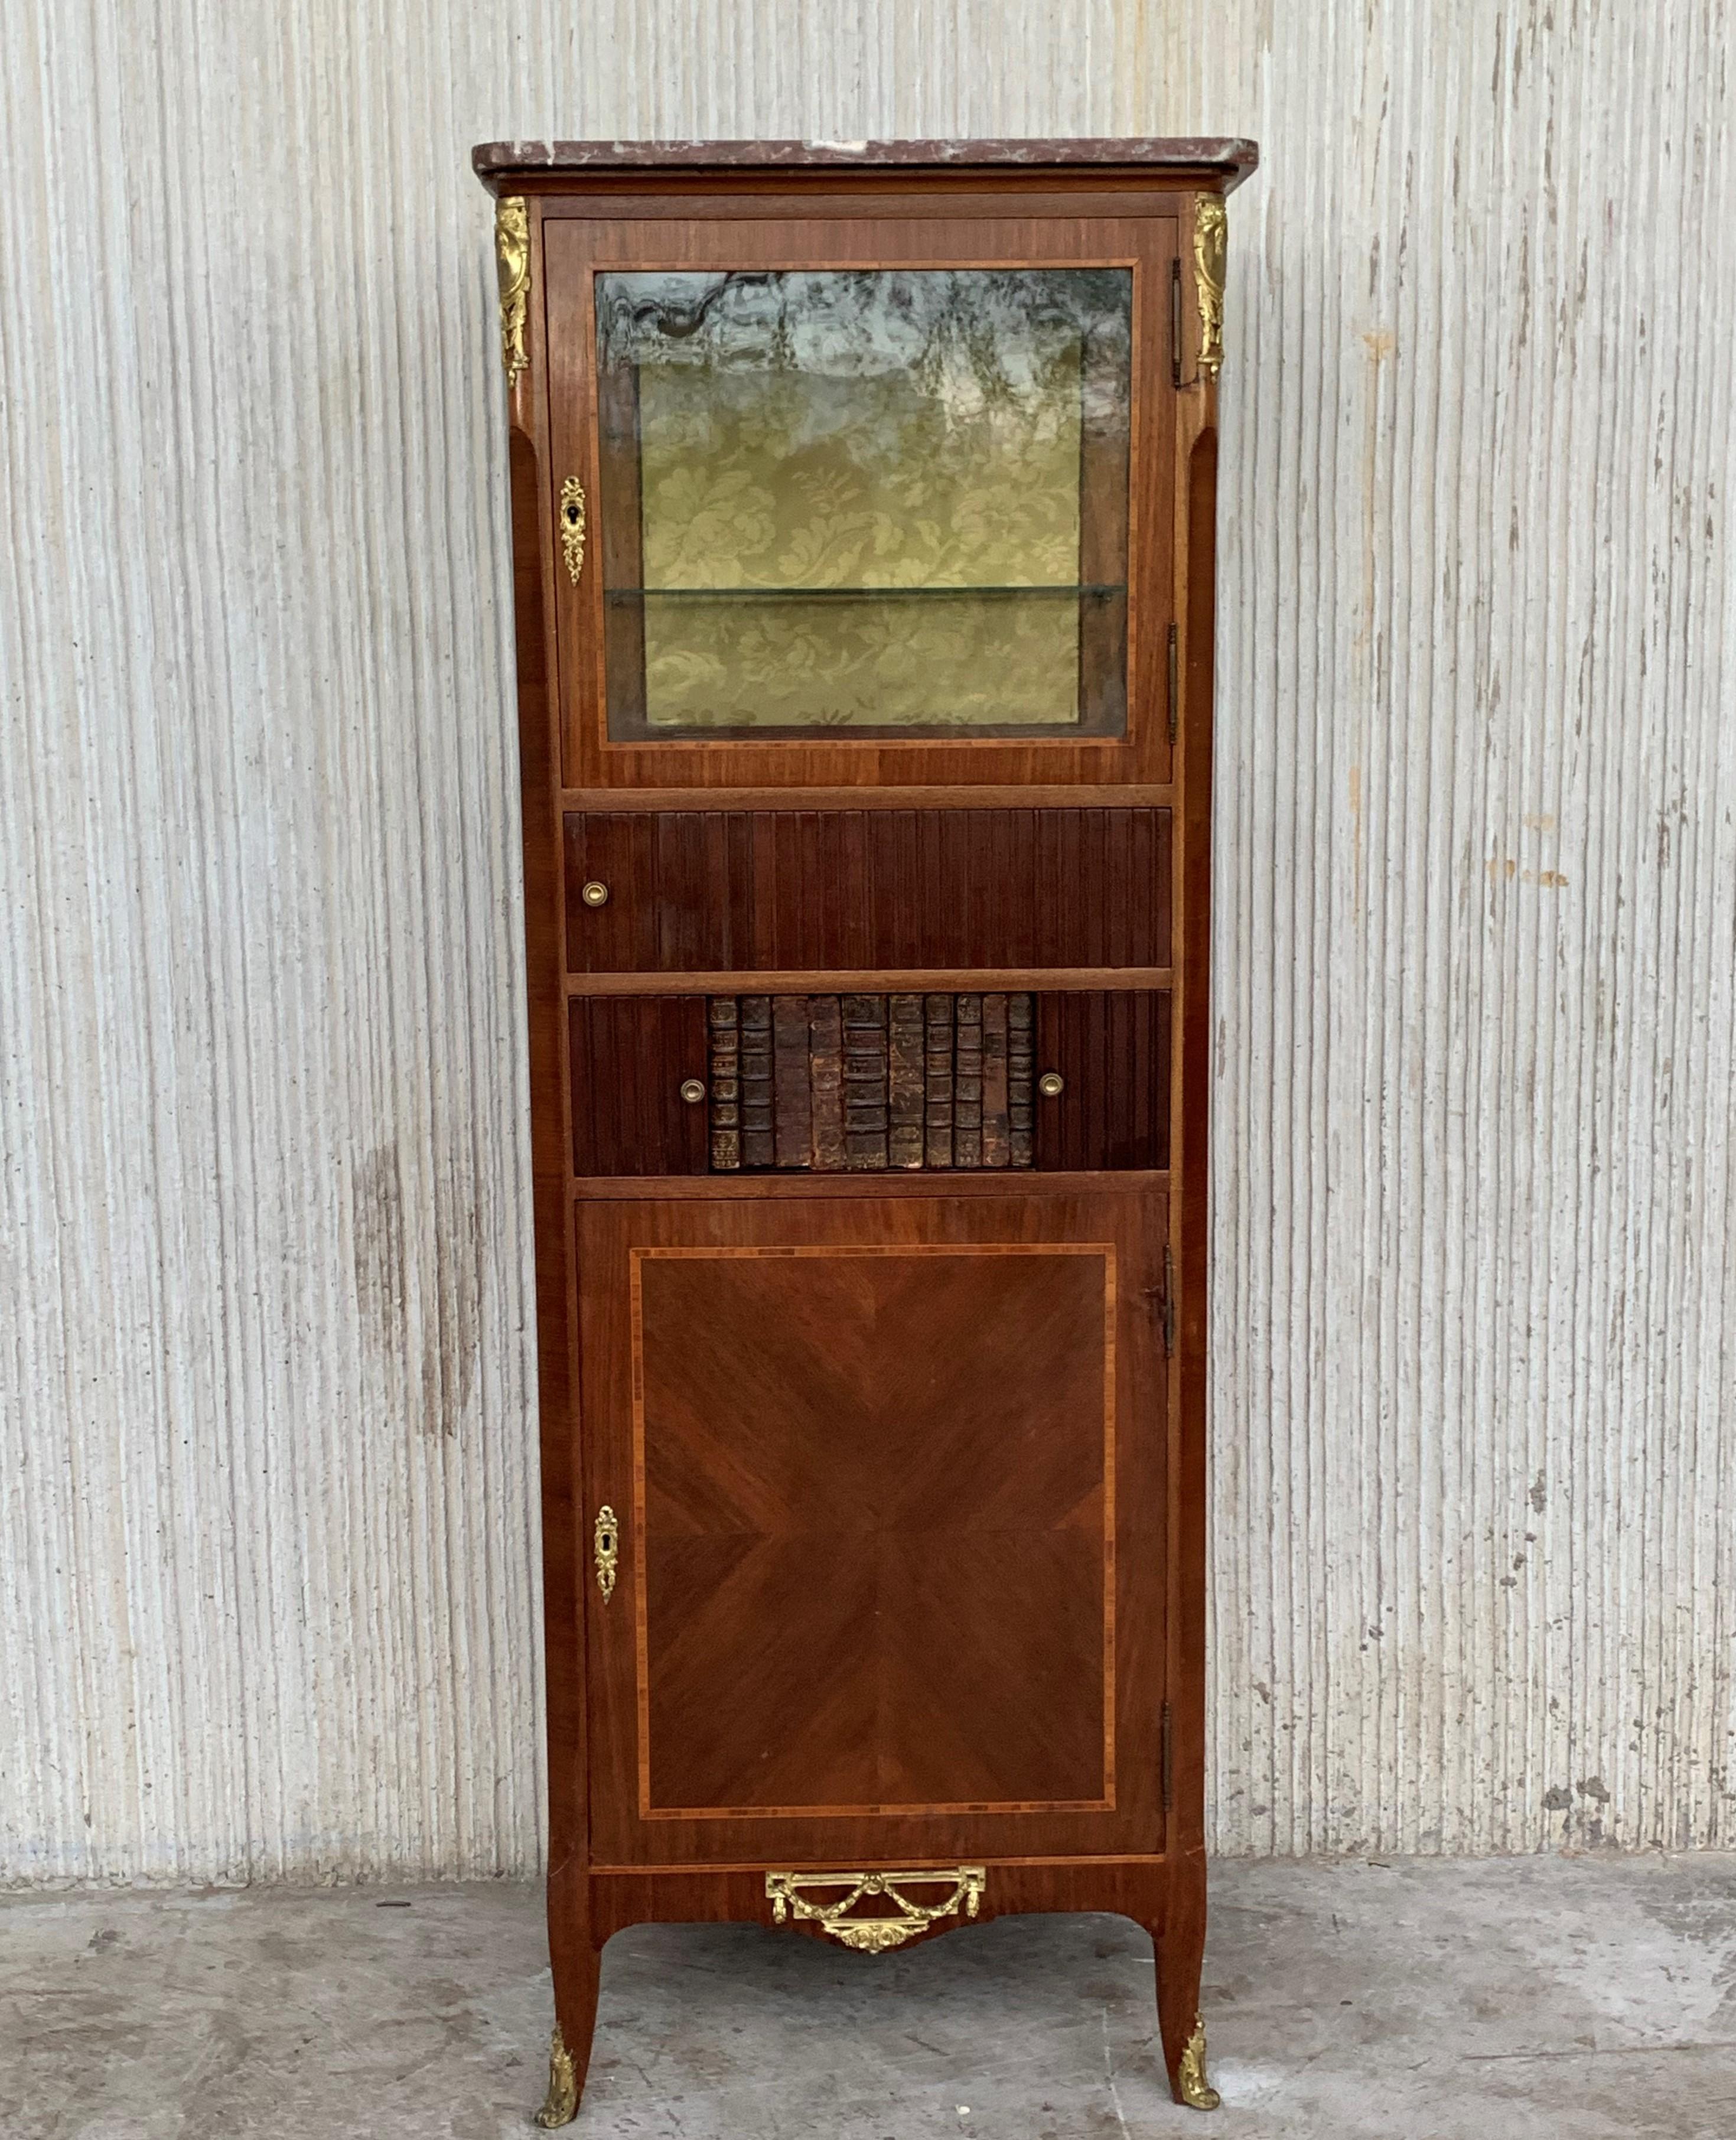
[3,0,1732,1884]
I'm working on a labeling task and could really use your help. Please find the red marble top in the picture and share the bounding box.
[473,137,1259,187]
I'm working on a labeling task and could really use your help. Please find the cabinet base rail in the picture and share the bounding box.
[536,1854,1217,2120]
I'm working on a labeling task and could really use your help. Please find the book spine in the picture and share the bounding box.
[1008,993,1035,1168]
[842,994,889,1170]
[708,997,741,1171]
[809,994,846,1170]
[740,995,774,1168]
[981,993,1010,1168]
[924,993,955,1168]
[888,993,926,1170]
[709,992,1041,1174]
[773,994,813,1168]
[953,995,983,1168]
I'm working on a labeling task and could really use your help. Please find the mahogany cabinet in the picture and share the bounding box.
[472,135,1256,2125]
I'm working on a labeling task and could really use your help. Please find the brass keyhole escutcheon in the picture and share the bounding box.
[1038,1070,1065,1098]
[559,477,587,584]
[679,1079,707,1106]
[579,880,610,908]
[593,1506,618,1602]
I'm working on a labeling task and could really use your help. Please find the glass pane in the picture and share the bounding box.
[595,269,1132,740]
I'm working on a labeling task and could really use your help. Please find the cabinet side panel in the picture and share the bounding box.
[507,422,587,1894]
[1172,421,1219,1863]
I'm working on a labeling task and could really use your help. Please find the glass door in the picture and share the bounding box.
[595,268,1132,740]
[544,217,1178,788]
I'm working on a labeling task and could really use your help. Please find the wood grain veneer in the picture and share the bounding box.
[565,808,1172,973]
[578,1191,1167,1868]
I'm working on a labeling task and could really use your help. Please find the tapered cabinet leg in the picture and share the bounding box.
[1152,1869,1218,2110]
[534,1943,601,2128]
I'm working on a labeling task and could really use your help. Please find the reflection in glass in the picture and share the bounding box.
[595,269,1132,739]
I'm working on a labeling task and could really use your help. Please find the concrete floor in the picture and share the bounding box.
[4,1855,1734,2139]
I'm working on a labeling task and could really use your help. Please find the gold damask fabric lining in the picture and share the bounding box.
[598,269,1131,734]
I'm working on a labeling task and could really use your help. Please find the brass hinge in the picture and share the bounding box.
[1162,1242,1177,1357]
[1161,1701,1175,1811]
[1170,258,1184,389]
[1167,623,1180,745]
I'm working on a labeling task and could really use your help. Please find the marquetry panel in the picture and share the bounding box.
[563,807,1172,973]
[632,1241,1115,1817]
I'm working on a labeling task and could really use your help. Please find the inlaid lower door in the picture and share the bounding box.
[578,1184,1169,1868]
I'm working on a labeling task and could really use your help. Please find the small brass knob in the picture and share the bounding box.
[679,1078,706,1105]
[1038,1070,1065,1099]
[579,880,610,908]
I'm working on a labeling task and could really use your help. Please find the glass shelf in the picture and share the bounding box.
[604,583,1127,604]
